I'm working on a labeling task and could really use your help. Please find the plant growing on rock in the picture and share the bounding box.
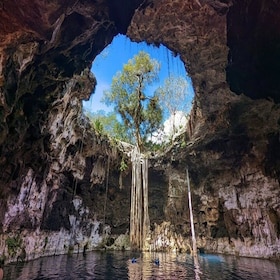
[6,236,22,258]
[120,157,128,172]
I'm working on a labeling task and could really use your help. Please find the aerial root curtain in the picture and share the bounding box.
[130,147,149,251]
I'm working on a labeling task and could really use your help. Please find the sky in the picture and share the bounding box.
[82,34,194,114]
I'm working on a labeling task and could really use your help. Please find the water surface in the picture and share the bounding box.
[4,251,280,279]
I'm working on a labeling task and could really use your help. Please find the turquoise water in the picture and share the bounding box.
[4,251,280,279]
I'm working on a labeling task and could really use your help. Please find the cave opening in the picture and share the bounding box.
[83,34,194,145]
[80,34,196,250]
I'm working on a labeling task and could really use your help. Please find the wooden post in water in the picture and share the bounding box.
[186,168,198,258]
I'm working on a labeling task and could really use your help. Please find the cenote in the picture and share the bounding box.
[1,1,280,280]
[4,251,280,280]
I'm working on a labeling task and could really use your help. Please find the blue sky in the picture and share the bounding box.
[83,34,194,113]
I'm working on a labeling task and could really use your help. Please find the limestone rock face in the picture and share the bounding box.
[0,0,279,261]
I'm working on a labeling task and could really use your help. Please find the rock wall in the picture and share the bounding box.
[152,96,280,259]
[0,67,124,261]
[0,0,129,261]
[0,0,280,262]
[128,0,280,259]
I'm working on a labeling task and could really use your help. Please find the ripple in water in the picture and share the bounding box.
[3,251,280,280]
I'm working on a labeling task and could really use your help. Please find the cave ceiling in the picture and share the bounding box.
[1,0,279,103]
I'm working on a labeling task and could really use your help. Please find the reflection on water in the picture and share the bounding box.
[4,251,280,280]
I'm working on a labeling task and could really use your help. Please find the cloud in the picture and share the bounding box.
[151,111,188,144]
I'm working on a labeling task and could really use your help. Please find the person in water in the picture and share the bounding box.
[154,258,160,266]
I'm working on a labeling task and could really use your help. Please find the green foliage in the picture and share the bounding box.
[103,51,163,151]
[180,140,186,148]
[120,158,128,172]
[155,75,191,143]
[156,75,191,116]
[87,110,132,142]
[92,118,104,134]
[6,236,22,257]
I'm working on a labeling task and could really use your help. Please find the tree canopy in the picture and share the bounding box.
[155,75,191,142]
[156,74,191,118]
[87,110,132,142]
[103,51,163,151]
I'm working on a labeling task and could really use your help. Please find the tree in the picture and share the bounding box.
[87,110,132,142]
[103,51,163,251]
[156,75,191,141]
[103,51,162,151]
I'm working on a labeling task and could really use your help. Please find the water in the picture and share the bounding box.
[4,251,280,280]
